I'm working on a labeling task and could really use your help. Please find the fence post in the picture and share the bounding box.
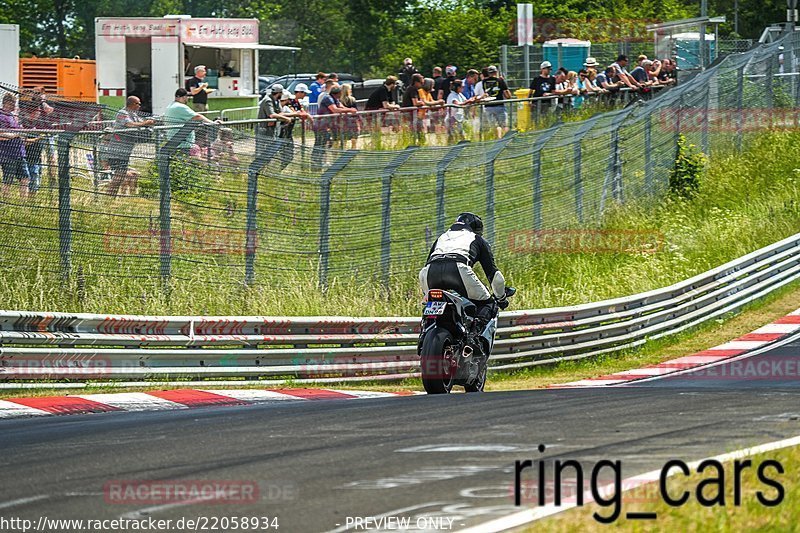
[380,147,418,287]
[156,132,172,286]
[501,45,508,83]
[674,93,684,152]
[644,112,653,192]
[524,44,531,89]
[531,125,560,230]
[701,84,710,156]
[736,65,744,152]
[317,150,358,290]
[436,142,468,234]
[766,54,775,130]
[56,132,76,280]
[245,142,284,286]
[573,140,583,223]
[484,131,517,245]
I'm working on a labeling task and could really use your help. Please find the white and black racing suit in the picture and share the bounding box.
[418,222,506,325]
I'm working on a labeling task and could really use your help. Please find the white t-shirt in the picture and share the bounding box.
[447,91,466,122]
[474,81,484,98]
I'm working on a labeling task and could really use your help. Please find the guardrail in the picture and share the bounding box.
[2,230,799,385]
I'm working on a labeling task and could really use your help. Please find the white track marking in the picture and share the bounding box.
[710,340,770,351]
[0,400,50,418]
[197,389,305,402]
[77,393,188,412]
[0,495,49,510]
[630,329,800,385]
[328,390,403,398]
[752,323,800,334]
[459,434,800,532]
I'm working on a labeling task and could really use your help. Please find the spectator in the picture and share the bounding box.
[474,67,490,99]
[294,83,311,109]
[462,69,479,99]
[446,79,473,142]
[629,59,653,86]
[401,73,424,108]
[18,93,51,195]
[658,58,678,85]
[583,57,599,70]
[595,65,620,91]
[312,85,356,169]
[211,127,239,166]
[328,73,340,85]
[418,77,444,134]
[318,78,337,106]
[106,96,155,197]
[339,83,360,149]
[432,66,443,91]
[366,76,400,111]
[258,84,286,144]
[399,58,418,87]
[277,90,308,168]
[637,54,648,67]
[437,65,458,101]
[185,65,214,113]
[0,93,31,198]
[528,61,556,98]
[308,72,327,105]
[164,88,217,158]
[481,65,511,139]
[610,54,639,89]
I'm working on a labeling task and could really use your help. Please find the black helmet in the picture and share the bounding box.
[455,212,483,235]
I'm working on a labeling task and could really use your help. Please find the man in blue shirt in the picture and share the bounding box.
[462,69,479,100]
[308,72,327,105]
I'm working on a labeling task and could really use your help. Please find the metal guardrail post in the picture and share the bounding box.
[736,65,744,152]
[380,147,418,286]
[484,131,517,245]
[56,132,76,280]
[436,142,469,235]
[317,150,357,289]
[245,142,284,286]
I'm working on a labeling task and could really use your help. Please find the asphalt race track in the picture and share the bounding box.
[2,334,800,531]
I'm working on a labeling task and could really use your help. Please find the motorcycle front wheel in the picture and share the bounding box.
[420,327,457,394]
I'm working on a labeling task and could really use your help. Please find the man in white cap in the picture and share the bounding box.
[257,83,286,152]
[528,60,556,98]
[437,65,458,101]
[293,83,310,110]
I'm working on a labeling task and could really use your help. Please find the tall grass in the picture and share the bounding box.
[1,130,799,317]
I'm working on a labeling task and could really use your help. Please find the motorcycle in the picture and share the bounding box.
[418,286,516,394]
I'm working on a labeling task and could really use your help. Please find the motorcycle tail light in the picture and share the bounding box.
[429,289,443,300]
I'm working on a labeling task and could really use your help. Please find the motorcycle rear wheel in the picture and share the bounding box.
[420,327,457,394]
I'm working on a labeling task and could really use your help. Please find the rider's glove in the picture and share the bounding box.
[497,297,510,310]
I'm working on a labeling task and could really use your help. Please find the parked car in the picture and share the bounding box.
[258,75,281,98]
[265,73,364,96]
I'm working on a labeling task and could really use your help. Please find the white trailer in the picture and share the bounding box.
[0,24,20,89]
[94,16,299,114]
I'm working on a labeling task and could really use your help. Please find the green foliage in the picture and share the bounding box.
[669,134,705,199]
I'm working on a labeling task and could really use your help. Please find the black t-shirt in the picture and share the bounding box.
[401,85,418,108]
[481,76,508,106]
[186,76,208,104]
[437,75,456,100]
[366,84,394,110]
[529,76,556,97]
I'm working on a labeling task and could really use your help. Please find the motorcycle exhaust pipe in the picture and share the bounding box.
[462,345,473,359]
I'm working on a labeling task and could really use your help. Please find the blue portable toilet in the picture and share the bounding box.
[543,38,591,72]
[672,32,716,70]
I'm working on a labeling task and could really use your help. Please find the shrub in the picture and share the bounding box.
[669,134,706,199]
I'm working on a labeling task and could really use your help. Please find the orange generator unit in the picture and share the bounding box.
[18,58,96,102]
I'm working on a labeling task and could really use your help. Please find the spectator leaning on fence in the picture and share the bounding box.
[481,65,511,139]
[462,69,479,100]
[446,79,474,142]
[312,84,356,169]
[106,96,155,197]
[164,88,218,155]
[658,59,678,85]
[0,93,31,198]
[629,59,654,87]
[18,93,50,195]
[339,83,360,149]
[610,54,639,89]
[474,67,490,99]
[366,76,400,112]
[529,60,556,98]
[258,84,286,143]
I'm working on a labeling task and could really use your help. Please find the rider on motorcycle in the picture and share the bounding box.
[419,213,509,333]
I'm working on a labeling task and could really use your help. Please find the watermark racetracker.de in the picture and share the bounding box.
[508,229,664,255]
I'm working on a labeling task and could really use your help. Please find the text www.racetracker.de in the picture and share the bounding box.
[0,516,281,532]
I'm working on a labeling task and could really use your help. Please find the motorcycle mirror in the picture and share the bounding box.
[505,287,516,298]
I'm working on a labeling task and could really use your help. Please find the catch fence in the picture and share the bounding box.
[0,33,797,299]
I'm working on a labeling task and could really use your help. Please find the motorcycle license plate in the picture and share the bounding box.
[423,301,446,316]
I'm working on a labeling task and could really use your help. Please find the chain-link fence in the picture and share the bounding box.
[0,33,797,302]
[501,39,756,89]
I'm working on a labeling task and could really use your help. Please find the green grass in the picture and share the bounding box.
[1,128,799,318]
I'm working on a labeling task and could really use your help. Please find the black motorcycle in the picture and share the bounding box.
[418,287,516,394]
